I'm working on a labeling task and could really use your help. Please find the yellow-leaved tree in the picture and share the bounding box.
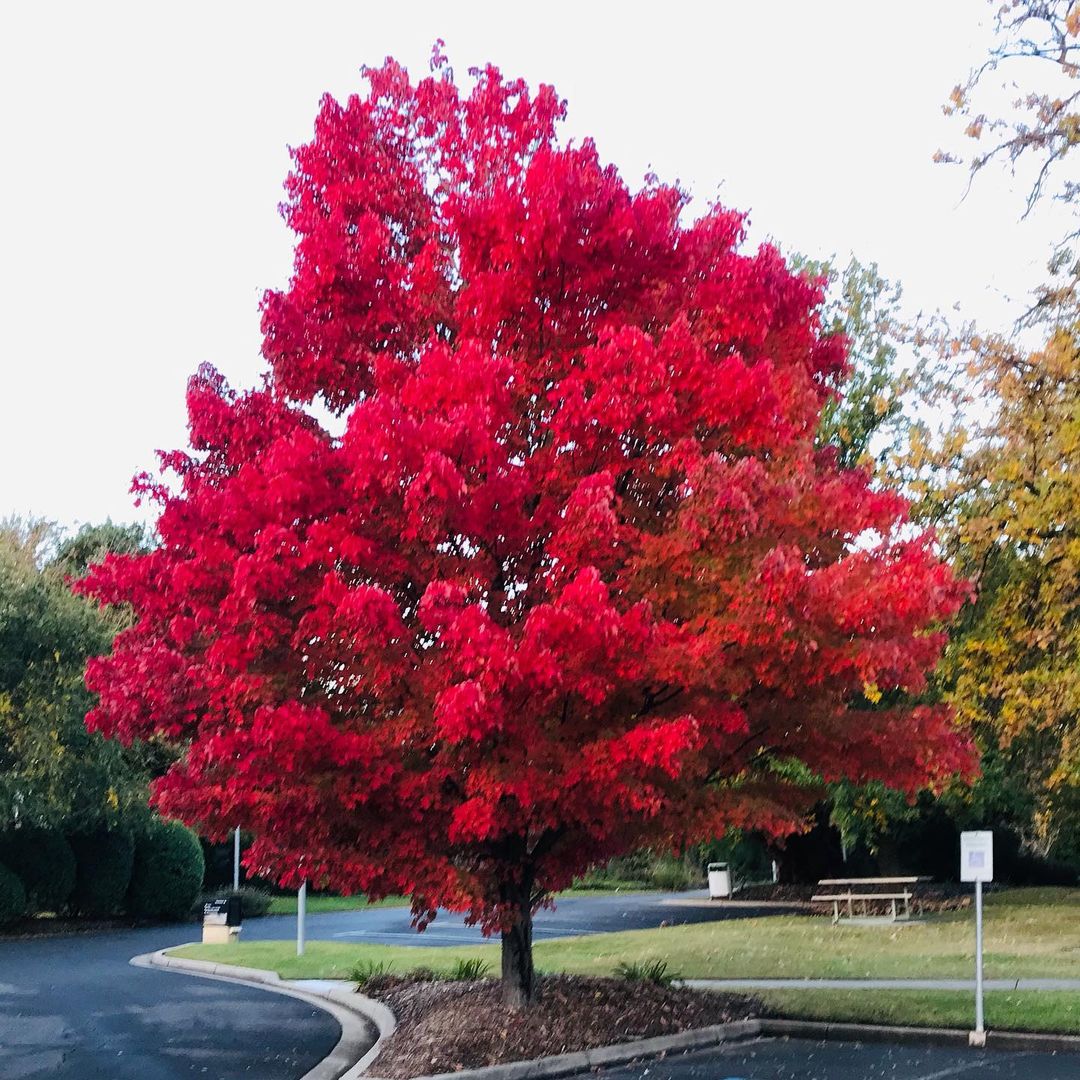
[918,325,1080,856]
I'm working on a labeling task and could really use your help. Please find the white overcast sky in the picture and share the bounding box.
[0,1,1066,529]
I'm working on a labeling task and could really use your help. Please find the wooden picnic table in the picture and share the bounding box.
[811,876,932,923]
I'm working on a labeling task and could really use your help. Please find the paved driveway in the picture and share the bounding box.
[589,1037,1080,1079]
[239,890,799,948]
[0,891,778,1080]
[0,925,340,1080]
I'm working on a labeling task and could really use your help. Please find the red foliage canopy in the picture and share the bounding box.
[81,55,971,935]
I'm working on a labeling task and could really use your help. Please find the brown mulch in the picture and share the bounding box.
[364,974,760,1079]
[735,881,975,915]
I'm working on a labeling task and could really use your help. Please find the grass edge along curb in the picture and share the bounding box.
[151,949,1080,1080]
[132,945,394,1080]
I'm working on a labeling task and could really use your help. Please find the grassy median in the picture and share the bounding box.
[177,887,1080,983]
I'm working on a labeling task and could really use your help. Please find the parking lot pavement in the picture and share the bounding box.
[0,927,342,1080]
[589,1037,1080,1079]
[240,890,804,947]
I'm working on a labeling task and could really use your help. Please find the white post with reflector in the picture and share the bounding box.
[960,831,993,1046]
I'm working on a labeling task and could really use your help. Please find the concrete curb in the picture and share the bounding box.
[660,898,814,911]
[365,1019,764,1080]
[368,1017,1080,1080]
[135,953,1080,1080]
[757,1018,1080,1055]
[131,945,395,1080]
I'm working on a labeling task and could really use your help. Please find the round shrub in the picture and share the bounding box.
[128,819,205,921]
[0,828,77,913]
[194,886,273,920]
[69,829,135,917]
[0,862,26,924]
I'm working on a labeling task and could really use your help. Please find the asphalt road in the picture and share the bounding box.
[7,894,1073,1080]
[590,1037,1080,1079]
[0,891,773,1080]
[0,924,341,1080]
[238,890,794,948]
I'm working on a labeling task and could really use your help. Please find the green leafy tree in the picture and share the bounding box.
[53,521,150,577]
[0,520,151,831]
[791,254,908,469]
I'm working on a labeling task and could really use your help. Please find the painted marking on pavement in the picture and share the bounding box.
[912,1052,1037,1080]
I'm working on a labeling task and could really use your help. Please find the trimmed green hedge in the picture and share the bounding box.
[0,828,77,912]
[69,829,135,917]
[196,886,273,920]
[0,862,26,924]
[128,819,204,921]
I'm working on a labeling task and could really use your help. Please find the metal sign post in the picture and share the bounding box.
[297,880,307,957]
[960,831,994,1046]
[233,827,241,892]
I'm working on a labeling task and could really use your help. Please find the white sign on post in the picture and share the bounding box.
[960,831,994,883]
[961,830,993,1045]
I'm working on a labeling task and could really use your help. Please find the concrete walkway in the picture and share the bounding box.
[685,977,1080,991]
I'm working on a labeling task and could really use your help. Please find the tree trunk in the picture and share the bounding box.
[500,882,536,1008]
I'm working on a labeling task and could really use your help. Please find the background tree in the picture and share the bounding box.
[940,0,1080,324]
[916,325,1080,858]
[82,55,973,1005]
[791,255,909,469]
[0,520,151,831]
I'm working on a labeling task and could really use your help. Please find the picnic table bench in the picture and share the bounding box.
[811,876,931,923]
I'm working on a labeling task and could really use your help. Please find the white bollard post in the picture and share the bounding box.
[974,879,984,1037]
[297,880,307,956]
[233,827,241,892]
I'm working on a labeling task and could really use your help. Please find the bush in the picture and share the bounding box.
[447,958,491,981]
[127,819,205,921]
[646,855,702,892]
[0,828,77,912]
[0,862,26,924]
[194,886,272,920]
[351,959,393,987]
[615,959,677,986]
[576,850,705,893]
[69,829,135,917]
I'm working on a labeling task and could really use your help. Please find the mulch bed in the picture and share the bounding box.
[734,881,975,915]
[363,974,761,1078]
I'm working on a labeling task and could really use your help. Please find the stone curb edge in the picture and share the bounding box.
[368,1016,1080,1080]
[367,1020,765,1080]
[133,953,1080,1080]
[131,945,395,1080]
[758,1017,1080,1055]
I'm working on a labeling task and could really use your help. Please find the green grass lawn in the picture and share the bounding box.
[173,888,1080,1033]
[175,886,1080,985]
[265,894,409,916]
[758,989,1080,1035]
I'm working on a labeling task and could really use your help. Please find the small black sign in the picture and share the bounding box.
[203,897,242,926]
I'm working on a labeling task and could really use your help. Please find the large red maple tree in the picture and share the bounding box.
[82,54,972,1004]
